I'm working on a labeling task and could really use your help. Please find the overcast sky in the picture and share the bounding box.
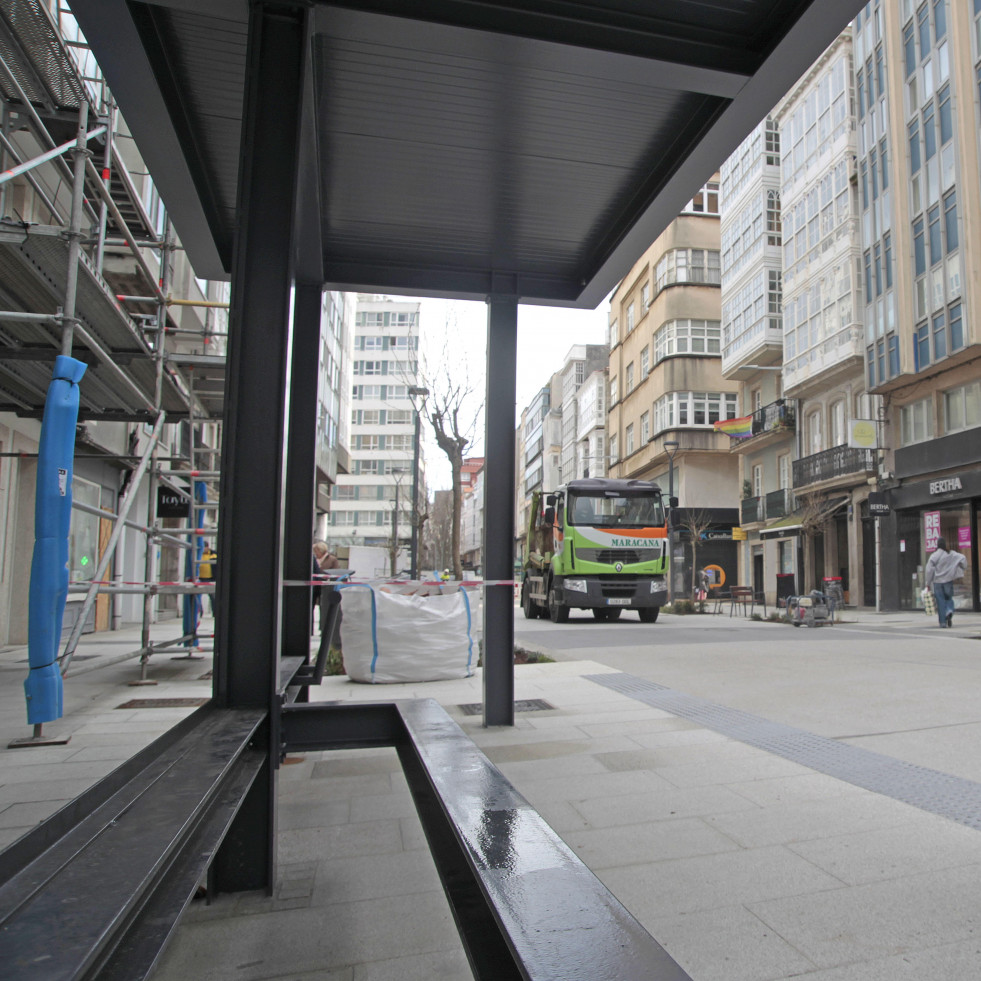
[405,296,611,490]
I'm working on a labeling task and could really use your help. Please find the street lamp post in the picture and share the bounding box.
[663,439,680,603]
[408,385,429,580]
[391,478,400,576]
[664,440,679,505]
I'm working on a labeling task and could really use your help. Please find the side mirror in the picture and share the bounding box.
[543,506,555,526]
[669,496,679,509]
[545,494,557,507]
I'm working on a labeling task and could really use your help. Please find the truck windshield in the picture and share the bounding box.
[567,492,664,527]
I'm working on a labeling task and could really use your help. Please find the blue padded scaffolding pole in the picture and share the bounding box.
[23,356,87,731]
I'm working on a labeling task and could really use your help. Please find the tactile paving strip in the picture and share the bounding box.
[587,672,981,831]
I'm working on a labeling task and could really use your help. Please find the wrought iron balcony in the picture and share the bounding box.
[741,488,795,525]
[741,496,763,524]
[751,398,796,437]
[764,487,794,519]
[793,444,875,488]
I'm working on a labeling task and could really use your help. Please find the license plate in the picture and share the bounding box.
[607,598,631,606]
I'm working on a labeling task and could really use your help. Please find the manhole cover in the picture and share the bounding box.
[117,698,209,709]
[458,698,554,716]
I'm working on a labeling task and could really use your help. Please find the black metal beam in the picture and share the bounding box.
[213,0,309,893]
[482,297,517,726]
[281,701,404,752]
[282,283,322,668]
[317,0,760,74]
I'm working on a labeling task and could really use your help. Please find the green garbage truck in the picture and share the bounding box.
[520,477,669,623]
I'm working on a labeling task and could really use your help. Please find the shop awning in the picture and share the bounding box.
[760,512,804,539]
[760,496,848,539]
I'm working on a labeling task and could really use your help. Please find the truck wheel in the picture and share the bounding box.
[547,582,569,623]
[521,581,539,620]
[638,607,659,623]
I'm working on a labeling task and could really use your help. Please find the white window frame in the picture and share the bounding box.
[900,398,931,445]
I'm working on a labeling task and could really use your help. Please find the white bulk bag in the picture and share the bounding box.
[339,582,478,683]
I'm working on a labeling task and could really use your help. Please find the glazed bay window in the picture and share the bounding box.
[900,397,931,445]
[653,319,721,361]
[654,391,738,431]
[943,380,981,434]
[654,248,721,292]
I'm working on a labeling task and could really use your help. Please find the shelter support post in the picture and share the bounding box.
[482,296,517,726]
[282,283,321,667]
[213,0,308,894]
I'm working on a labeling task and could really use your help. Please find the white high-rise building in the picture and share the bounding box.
[330,297,424,569]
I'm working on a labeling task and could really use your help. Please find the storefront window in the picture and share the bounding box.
[70,477,102,583]
[920,504,973,610]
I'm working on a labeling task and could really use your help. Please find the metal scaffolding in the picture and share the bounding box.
[0,0,226,698]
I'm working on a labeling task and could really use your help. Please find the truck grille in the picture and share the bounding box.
[575,548,659,565]
[599,577,641,599]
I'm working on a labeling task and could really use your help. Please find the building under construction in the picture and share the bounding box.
[0,2,347,674]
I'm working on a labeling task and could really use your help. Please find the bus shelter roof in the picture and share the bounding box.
[70,0,863,306]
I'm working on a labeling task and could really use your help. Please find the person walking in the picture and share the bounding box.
[924,537,966,628]
[198,543,217,614]
[312,541,340,633]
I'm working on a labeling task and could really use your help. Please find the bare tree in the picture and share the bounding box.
[675,508,715,599]
[428,489,454,572]
[415,333,482,581]
[796,493,836,592]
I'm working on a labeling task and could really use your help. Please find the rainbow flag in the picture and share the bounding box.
[714,415,753,438]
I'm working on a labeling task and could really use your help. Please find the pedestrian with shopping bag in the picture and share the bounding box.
[924,537,966,628]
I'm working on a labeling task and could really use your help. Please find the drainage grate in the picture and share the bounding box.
[117,698,209,709]
[587,672,981,833]
[459,698,554,717]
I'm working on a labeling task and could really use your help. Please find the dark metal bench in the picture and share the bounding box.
[282,698,692,981]
[0,588,690,981]
[0,705,267,981]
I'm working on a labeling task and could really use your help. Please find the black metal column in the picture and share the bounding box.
[213,0,308,893]
[482,296,517,726]
[283,283,321,662]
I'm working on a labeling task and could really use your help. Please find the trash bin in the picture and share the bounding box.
[776,573,795,608]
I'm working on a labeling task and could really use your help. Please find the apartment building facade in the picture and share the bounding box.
[719,117,796,601]
[775,30,876,607]
[329,297,424,571]
[608,181,741,596]
[862,0,981,613]
[558,345,608,482]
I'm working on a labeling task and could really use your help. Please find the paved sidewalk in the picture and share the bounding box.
[4,607,981,979]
